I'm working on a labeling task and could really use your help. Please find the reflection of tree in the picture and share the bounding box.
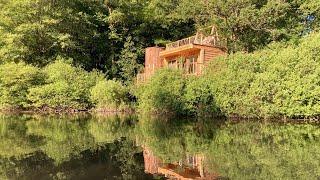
[0,115,38,158]
[0,114,42,179]
[26,115,95,165]
[134,115,219,163]
[3,113,318,179]
[135,116,320,179]
[107,138,149,180]
[206,121,320,179]
[88,114,137,144]
[0,114,152,179]
[88,114,149,179]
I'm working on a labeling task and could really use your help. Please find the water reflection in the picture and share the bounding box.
[0,114,319,179]
[143,146,220,179]
[0,114,151,179]
[136,116,320,179]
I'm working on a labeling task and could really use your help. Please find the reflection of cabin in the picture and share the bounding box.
[137,26,227,82]
[143,147,220,180]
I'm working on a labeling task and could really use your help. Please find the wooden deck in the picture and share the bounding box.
[165,34,226,51]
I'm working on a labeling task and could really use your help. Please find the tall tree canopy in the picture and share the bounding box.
[0,0,318,81]
[171,0,316,52]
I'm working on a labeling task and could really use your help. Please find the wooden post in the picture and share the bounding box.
[163,58,168,67]
[199,49,205,74]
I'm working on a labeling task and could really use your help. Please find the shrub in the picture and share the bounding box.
[184,76,220,116]
[90,80,129,111]
[28,59,104,110]
[135,69,186,114]
[0,62,44,109]
[207,51,266,118]
[207,32,320,119]
[136,68,222,116]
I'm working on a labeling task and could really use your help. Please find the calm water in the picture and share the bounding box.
[0,114,319,180]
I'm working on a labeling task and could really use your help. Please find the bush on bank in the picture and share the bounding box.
[184,76,221,116]
[1,32,320,117]
[207,32,320,119]
[90,80,130,111]
[135,69,220,116]
[135,69,186,114]
[27,59,104,110]
[0,62,45,110]
[0,58,131,112]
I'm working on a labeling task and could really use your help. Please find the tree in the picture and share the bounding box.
[0,62,44,109]
[169,0,317,52]
[0,0,110,69]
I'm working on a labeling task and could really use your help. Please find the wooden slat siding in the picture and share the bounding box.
[204,48,225,63]
[144,47,164,76]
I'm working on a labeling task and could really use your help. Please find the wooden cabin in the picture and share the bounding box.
[137,27,227,82]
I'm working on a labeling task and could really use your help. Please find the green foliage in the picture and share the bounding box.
[136,69,221,116]
[207,32,320,118]
[0,0,197,82]
[90,80,129,111]
[0,62,44,109]
[0,58,132,112]
[27,59,104,110]
[136,69,186,114]
[0,0,318,83]
[137,32,320,119]
[0,0,110,69]
[0,0,319,115]
[172,0,312,52]
[184,76,220,116]
[300,0,320,32]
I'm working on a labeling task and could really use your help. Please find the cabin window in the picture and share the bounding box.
[188,56,197,74]
[177,57,186,71]
[168,60,177,69]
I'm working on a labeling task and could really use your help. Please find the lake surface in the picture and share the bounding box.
[0,114,319,180]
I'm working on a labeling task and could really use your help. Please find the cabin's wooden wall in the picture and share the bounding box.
[203,47,225,63]
[144,47,164,75]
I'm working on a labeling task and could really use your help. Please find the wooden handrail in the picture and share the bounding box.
[165,35,226,50]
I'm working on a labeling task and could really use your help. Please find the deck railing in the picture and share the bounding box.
[165,34,226,50]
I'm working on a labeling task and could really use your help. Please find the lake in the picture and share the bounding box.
[0,113,319,179]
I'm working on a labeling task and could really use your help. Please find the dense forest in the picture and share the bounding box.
[0,0,320,119]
